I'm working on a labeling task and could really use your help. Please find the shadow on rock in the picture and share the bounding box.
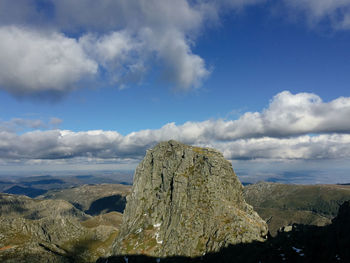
[85,194,126,216]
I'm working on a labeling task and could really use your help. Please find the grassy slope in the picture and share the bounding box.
[0,193,122,263]
[243,182,350,235]
[37,184,131,214]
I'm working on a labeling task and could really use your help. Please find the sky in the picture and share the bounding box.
[1,0,350,184]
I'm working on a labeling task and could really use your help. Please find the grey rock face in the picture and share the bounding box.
[113,140,268,257]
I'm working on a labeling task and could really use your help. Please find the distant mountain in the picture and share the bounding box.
[71,174,132,185]
[0,173,133,198]
[0,181,14,192]
[75,175,94,179]
[0,180,12,184]
[23,178,65,186]
[4,185,47,198]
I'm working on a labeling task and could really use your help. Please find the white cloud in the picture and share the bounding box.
[80,31,138,66]
[214,134,350,160]
[1,92,350,162]
[0,0,264,98]
[140,28,210,90]
[0,26,97,97]
[200,91,350,140]
[55,0,211,91]
[79,30,149,87]
[282,0,350,29]
[0,1,350,98]
[1,129,350,162]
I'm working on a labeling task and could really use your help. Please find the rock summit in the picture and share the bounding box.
[114,140,268,257]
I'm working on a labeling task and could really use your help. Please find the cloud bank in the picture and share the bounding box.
[1,91,350,163]
[1,0,349,98]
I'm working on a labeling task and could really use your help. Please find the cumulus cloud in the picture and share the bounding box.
[79,30,148,87]
[1,129,350,162]
[0,0,265,98]
[115,91,350,143]
[1,91,350,162]
[80,31,137,66]
[212,91,350,139]
[0,26,97,98]
[0,130,123,160]
[214,134,350,160]
[148,29,210,90]
[0,1,204,97]
[1,1,350,98]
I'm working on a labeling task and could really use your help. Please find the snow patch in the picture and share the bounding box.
[155,232,163,244]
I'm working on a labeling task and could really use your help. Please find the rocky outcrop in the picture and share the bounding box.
[113,140,268,257]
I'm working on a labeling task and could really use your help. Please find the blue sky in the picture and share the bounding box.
[1,0,350,184]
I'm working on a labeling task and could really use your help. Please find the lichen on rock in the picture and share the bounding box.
[113,140,268,257]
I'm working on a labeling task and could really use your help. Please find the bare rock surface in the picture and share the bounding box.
[114,140,267,257]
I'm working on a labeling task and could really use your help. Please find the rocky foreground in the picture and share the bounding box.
[0,193,121,262]
[102,200,350,263]
[113,140,268,257]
